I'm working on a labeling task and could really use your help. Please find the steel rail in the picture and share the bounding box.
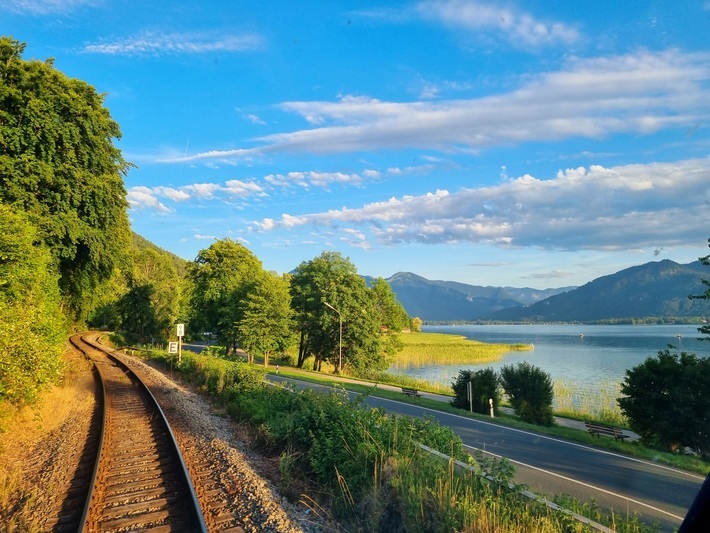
[72,334,208,532]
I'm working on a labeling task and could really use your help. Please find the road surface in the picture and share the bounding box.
[268,375,705,532]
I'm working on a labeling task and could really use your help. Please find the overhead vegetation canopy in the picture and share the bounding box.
[1,35,132,407]
[0,36,132,321]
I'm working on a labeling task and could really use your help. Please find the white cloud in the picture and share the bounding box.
[126,186,172,213]
[246,114,266,125]
[173,50,709,162]
[417,0,580,48]
[256,157,710,252]
[0,0,97,14]
[153,186,190,201]
[127,179,263,213]
[183,183,223,199]
[83,30,263,56]
[194,233,218,240]
[223,179,265,196]
[264,170,368,189]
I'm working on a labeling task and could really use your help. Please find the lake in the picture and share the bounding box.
[390,324,710,387]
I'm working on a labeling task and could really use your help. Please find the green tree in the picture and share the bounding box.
[89,238,182,343]
[0,37,132,321]
[290,252,385,372]
[187,239,263,354]
[237,271,294,366]
[451,368,500,415]
[500,362,554,425]
[0,205,66,404]
[369,277,409,331]
[618,349,710,457]
[689,237,710,339]
[410,316,423,332]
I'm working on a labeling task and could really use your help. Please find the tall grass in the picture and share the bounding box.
[553,378,627,425]
[393,332,532,368]
[137,347,658,532]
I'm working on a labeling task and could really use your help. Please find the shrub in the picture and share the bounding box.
[500,362,554,426]
[450,368,500,415]
[618,348,710,457]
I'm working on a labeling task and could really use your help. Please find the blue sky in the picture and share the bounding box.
[3,1,710,288]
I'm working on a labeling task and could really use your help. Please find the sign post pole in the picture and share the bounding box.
[176,323,185,364]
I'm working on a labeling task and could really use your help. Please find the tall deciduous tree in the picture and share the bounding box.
[618,349,710,457]
[0,37,131,321]
[290,251,387,372]
[187,239,262,354]
[237,271,294,366]
[689,237,710,339]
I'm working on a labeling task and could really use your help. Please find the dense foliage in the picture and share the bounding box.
[618,349,710,457]
[142,347,653,533]
[236,270,294,366]
[689,237,710,339]
[0,37,132,321]
[290,251,402,373]
[187,239,263,354]
[500,362,554,425]
[0,205,66,404]
[451,367,501,415]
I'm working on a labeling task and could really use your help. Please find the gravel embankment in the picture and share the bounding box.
[115,352,338,533]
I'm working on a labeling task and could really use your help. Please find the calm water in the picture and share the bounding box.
[391,324,710,386]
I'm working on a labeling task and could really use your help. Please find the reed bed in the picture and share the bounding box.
[553,378,627,425]
[393,332,532,368]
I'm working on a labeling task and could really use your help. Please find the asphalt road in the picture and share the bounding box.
[268,375,705,532]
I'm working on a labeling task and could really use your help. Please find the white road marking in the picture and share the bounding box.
[465,444,686,522]
[379,395,705,481]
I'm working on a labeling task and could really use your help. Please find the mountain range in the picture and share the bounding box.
[383,260,710,323]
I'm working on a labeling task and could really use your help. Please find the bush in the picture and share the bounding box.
[450,368,500,415]
[500,362,554,426]
[618,348,710,457]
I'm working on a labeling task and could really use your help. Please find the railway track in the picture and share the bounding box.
[70,334,208,532]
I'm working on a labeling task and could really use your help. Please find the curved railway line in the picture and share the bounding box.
[70,334,208,532]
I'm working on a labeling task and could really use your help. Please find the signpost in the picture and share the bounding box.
[176,323,185,364]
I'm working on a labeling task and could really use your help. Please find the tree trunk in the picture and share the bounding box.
[297,330,307,368]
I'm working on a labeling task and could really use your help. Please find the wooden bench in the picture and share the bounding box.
[585,421,629,441]
[401,387,422,398]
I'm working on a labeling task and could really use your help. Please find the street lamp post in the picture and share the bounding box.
[323,301,342,373]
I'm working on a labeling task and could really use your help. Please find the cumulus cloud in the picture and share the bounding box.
[256,158,710,252]
[172,50,710,162]
[416,0,580,48]
[127,179,263,213]
[83,30,263,56]
[126,186,171,213]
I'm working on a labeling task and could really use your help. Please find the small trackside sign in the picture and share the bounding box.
[168,342,178,354]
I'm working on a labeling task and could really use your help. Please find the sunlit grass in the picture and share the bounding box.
[393,332,532,368]
[553,378,628,426]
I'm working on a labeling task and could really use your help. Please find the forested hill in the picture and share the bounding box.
[382,272,574,322]
[486,259,710,323]
[132,233,190,278]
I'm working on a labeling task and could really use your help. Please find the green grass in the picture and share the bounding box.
[269,366,710,477]
[393,331,532,368]
[553,378,628,426]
